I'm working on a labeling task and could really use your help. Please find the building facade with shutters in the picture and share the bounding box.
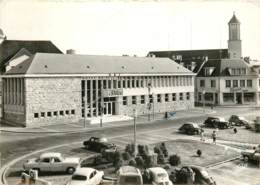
[2,53,195,127]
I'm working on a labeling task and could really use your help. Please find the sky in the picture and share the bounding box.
[0,0,260,59]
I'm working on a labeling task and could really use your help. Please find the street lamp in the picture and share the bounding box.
[202,90,206,113]
[133,108,137,157]
[148,83,152,121]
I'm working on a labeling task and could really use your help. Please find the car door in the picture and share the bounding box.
[39,157,51,172]
[89,171,96,185]
[50,157,63,172]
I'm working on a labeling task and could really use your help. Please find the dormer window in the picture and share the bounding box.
[230,68,246,75]
[204,67,214,76]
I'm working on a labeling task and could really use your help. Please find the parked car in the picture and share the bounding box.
[229,115,248,126]
[169,165,216,185]
[117,166,143,185]
[147,167,173,185]
[23,152,80,174]
[203,117,230,129]
[80,154,113,169]
[241,145,260,163]
[178,123,201,135]
[66,167,104,185]
[83,137,117,153]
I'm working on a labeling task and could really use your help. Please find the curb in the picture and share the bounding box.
[205,156,241,168]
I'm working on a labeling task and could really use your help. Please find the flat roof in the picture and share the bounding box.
[5,53,194,76]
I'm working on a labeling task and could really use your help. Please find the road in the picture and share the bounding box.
[1,107,260,185]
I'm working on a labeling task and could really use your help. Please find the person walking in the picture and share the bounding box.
[200,128,205,142]
[212,130,217,144]
[233,127,237,134]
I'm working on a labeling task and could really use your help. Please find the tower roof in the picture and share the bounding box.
[229,13,240,24]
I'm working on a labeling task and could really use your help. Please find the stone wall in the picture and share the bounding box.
[25,77,82,127]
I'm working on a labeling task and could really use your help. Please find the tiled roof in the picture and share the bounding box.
[229,14,240,24]
[6,53,194,75]
[0,40,62,72]
[197,58,252,77]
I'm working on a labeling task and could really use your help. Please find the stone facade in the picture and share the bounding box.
[25,77,81,127]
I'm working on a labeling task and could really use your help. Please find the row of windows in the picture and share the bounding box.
[230,68,246,75]
[199,79,253,88]
[34,110,75,118]
[122,92,191,105]
[99,76,193,90]
[225,79,252,88]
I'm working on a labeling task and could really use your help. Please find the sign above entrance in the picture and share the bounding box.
[230,87,248,92]
[103,89,123,97]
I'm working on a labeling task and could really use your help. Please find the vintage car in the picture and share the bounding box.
[83,137,117,153]
[66,167,104,185]
[178,123,201,135]
[229,115,249,126]
[147,167,173,185]
[169,165,216,185]
[241,145,260,163]
[117,166,143,185]
[23,152,80,174]
[203,117,231,129]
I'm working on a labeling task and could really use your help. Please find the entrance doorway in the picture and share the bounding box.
[103,97,116,116]
[236,93,242,104]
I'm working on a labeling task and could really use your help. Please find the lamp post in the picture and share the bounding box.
[202,90,206,113]
[148,83,151,121]
[133,109,137,157]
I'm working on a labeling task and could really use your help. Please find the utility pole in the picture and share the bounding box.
[133,109,137,157]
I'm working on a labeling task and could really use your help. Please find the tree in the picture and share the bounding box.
[169,154,181,166]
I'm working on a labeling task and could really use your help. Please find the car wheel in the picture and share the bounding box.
[194,131,199,135]
[243,156,249,162]
[67,167,75,174]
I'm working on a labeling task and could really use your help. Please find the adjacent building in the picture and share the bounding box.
[149,13,260,106]
[2,53,195,127]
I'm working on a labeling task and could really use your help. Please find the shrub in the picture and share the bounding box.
[114,159,124,172]
[128,159,137,167]
[169,154,181,166]
[143,155,153,168]
[125,143,135,156]
[113,151,123,166]
[138,145,150,157]
[197,149,202,157]
[122,152,131,161]
[157,154,165,164]
[154,146,162,155]
[135,156,144,167]
[160,142,169,157]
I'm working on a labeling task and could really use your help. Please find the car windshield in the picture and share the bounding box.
[99,137,108,143]
[157,173,167,178]
[71,175,87,181]
[238,116,246,120]
[201,170,210,178]
[218,117,225,122]
[158,182,169,185]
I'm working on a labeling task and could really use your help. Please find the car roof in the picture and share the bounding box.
[186,122,200,127]
[74,167,96,176]
[40,152,61,159]
[184,165,205,171]
[149,167,167,174]
[119,166,141,176]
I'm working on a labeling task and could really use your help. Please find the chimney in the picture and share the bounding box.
[66,49,76,54]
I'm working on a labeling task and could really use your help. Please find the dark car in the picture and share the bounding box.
[169,165,216,185]
[83,137,117,153]
[203,117,230,129]
[229,115,248,126]
[178,123,201,135]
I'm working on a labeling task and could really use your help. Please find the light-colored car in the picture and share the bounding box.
[117,166,143,185]
[148,167,173,185]
[23,152,80,174]
[66,167,104,185]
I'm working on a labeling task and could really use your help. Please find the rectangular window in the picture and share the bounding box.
[157,94,161,103]
[108,80,111,89]
[113,80,117,89]
[211,80,216,88]
[240,80,245,87]
[118,79,121,88]
[172,93,176,101]
[141,95,145,104]
[41,112,45,117]
[200,80,205,87]
[65,110,70,115]
[71,110,75,115]
[165,94,169,102]
[123,79,126,88]
[127,77,131,88]
[241,68,246,75]
[247,79,252,87]
[186,92,190,100]
[132,77,135,88]
[53,111,58,116]
[225,80,231,88]
[59,111,64,116]
[136,78,140,88]
[34,113,39,118]
[47,112,52,117]
[149,95,153,103]
[233,80,238,87]
[123,96,127,105]
[103,80,107,89]
[179,93,183,100]
[132,96,136,104]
